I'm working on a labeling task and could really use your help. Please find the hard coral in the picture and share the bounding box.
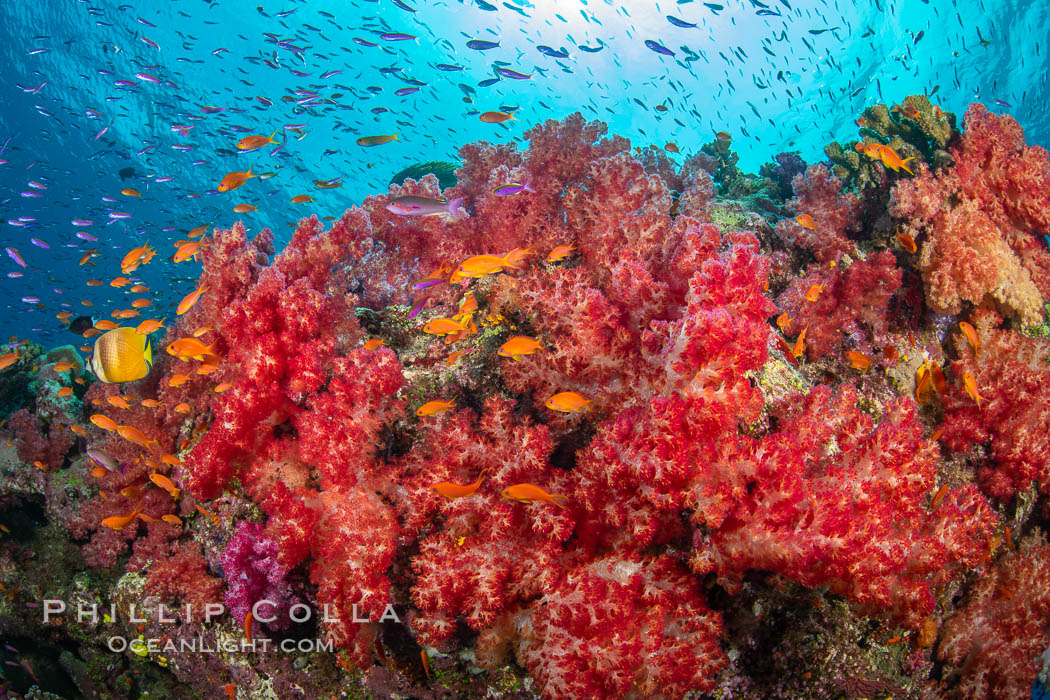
[940,309,1050,500]
[891,103,1050,324]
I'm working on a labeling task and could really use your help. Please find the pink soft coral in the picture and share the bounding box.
[891,103,1050,323]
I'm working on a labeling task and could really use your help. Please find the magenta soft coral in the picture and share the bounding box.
[222,521,301,632]
[891,103,1050,324]
[776,251,903,360]
[940,309,1050,500]
[775,164,861,263]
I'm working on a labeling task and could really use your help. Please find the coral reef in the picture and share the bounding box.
[775,164,861,263]
[890,103,1050,324]
[1,103,1049,699]
[940,308,1050,500]
[936,537,1050,700]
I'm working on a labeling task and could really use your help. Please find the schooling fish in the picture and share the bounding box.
[89,327,153,383]
[645,40,675,56]
[357,133,399,146]
[386,195,468,220]
[466,39,500,50]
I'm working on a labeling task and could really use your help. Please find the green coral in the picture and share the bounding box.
[389,161,459,191]
[825,94,960,189]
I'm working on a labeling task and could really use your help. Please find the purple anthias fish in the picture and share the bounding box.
[386,195,468,220]
[493,180,535,196]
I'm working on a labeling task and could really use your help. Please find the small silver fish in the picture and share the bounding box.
[386,195,468,220]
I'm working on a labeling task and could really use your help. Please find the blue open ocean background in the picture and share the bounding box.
[0,0,1043,344]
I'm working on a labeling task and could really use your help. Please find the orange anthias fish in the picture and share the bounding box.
[217,167,255,192]
[501,483,569,508]
[363,339,386,350]
[232,203,257,214]
[423,317,468,336]
[121,243,157,273]
[454,248,533,280]
[546,244,577,263]
[545,391,592,413]
[166,337,219,361]
[117,424,158,450]
[897,230,918,253]
[101,506,142,530]
[805,283,824,302]
[959,321,980,356]
[498,336,543,361]
[52,361,76,373]
[136,317,166,335]
[149,473,180,499]
[237,130,279,151]
[176,285,208,315]
[963,372,984,407]
[291,194,313,204]
[845,350,872,372]
[106,395,132,409]
[173,241,208,262]
[430,470,487,499]
[775,312,793,333]
[791,326,808,359]
[168,374,191,388]
[664,142,679,154]
[131,299,152,309]
[0,352,18,371]
[120,188,142,197]
[795,213,817,230]
[417,399,456,417]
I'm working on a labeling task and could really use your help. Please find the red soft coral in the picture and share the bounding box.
[937,538,1050,700]
[776,251,903,360]
[940,309,1050,500]
[515,554,726,700]
[698,385,997,627]
[776,164,861,263]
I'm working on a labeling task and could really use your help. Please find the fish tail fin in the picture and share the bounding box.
[524,179,535,192]
[247,166,254,177]
[446,196,467,220]
[393,132,400,142]
[550,494,569,508]
[268,129,279,143]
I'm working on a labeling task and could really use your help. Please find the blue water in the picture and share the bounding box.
[0,0,1043,345]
